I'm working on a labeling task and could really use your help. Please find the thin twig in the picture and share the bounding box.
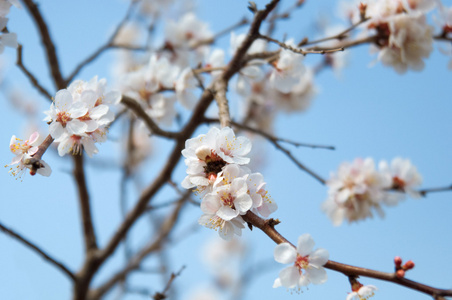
[15,44,53,101]
[259,34,344,55]
[65,1,137,84]
[152,266,186,300]
[0,221,76,281]
[419,184,452,197]
[22,0,65,89]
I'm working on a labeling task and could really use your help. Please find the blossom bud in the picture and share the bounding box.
[396,269,405,278]
[359,3,367,20]
[394,256,402,268]
[403,260,415,270]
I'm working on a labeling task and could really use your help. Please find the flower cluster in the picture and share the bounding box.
[44,76,120,157]
[0,0,20,53]
[181,127,277,240]
[342,0,436,73]
[5,131,51,178]
[347,279,377,300]
[273,234,329,291]
[322,157,422,226]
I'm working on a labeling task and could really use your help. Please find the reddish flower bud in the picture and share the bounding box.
[403,260,415,270]
[396,269,405,278]
[394,256,402,268]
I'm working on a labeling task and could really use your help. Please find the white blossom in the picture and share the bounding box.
[346,284,377,300]
[273,234,329,290]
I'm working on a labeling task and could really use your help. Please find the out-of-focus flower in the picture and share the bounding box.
[269,39,305,93]
[5,132,51,178]
[322,158,391,226]
[379,157,422,199]
[273,234,329,290]
[347,281,377,300]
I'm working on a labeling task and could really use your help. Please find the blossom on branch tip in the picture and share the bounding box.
[273,234,329,290]
[44,76,118,157]
[5,132,51,178]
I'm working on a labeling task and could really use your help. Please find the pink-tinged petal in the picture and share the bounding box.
[28,146,39,156]
[181,176,196,189]
[217,205,238,221]
[9,135,17,147]
[198,214,213,227]
[49,122,65,140]
[28,132,39,144]
[278,266,299,289]
[305,266,327,284]
[82,138,98,158]
[274,243,297,264]
[55,89,73,110]
[90,104,109,119]
[200,194,221,214]
[67,119,88,135]
[309,248,329,267]
[69,101,88,118]
[84,120,98,133]
[35,160,52,177]
[57,137,72,157]
[297,233,315,256]
[190,176,209,187]
[105,91,121,105]
[233,193,252,213]
[257,200,278,217]
[80,90,97,107]
[218,222,234,240]
[10,155,21,165]
[98,110,115,125]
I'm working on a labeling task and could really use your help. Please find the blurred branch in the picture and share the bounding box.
[22,0,65,89]
[65,1,137,84]
[0,221,75,281]
[15,44,52,101]
[242,211,452,298]
[120,95,180,139]
[152,266,186,300]
[73,154,98,252]
[89,196,188,299]
[419,184,452,197]
[258,34,344,55]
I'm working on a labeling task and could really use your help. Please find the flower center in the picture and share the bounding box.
[56,111,72,127]
[10,138,32,154]
[220,191,235,207]
[294,254,309,273]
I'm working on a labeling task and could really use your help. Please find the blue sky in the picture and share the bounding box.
[0,0,451,299]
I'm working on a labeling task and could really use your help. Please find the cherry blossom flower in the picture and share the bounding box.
[181,127,252,191]
[322,158,392,226]
[273,234,329,290]
[269,39,305,93]
[5,132,51,178]
[44,77,118,157]
[379,157,422,199]
[246,172,278,217]
[346,283,377,300]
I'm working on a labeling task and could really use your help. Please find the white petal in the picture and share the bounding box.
[305,266,327,285]
[309,248,329,267]
[297,233,315,256]
[274,243,297,264]
[278,266,299,289]
[217,205,238,221]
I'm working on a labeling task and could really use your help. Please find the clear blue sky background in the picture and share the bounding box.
[0,0,451,299]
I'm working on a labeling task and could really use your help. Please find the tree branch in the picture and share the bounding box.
[73,154,98,252]
[0,221,75,281]
[15,44,52,101]
[22,0,65,89]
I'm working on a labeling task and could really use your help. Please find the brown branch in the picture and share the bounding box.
[88,195,188,299]
[242,211,452,298]
[152,266,186,300]
[307,35,378,52]
[22,0,65,89]
[214,79,231,128]
[15,44,52,101]
[120,95,179,139]
[419,184,452,197]
[73,154,98,252]
[259,34,344,55]
[26,134,54,175]
[0,221,75,281]
[65,1,137,84]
